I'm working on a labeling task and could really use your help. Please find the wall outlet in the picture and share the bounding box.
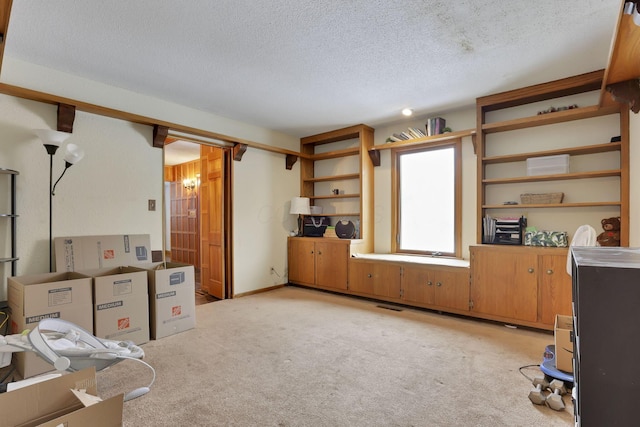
[148,199,156,211]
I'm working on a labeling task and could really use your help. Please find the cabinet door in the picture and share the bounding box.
[348,259,375,294]
[538,254,572,325]
[434,269,470,312]
[315,241,348,290]
[471,249,538,322]
[348,260,401,298]
[373,263,401,298]
[402,265,436,305]
[288,238,315,286]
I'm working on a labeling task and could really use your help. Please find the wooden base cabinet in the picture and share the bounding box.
[348,258,470,313]
[470,245,572,330]
[401,264,470,312]
[288,237,366,291]
[348,259,401,298]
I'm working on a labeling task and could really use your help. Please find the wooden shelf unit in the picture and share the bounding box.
[300,124,374,249]
[476,70,630,245]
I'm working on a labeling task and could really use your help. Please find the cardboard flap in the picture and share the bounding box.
[0,368,98,427]
[37,394,124,427]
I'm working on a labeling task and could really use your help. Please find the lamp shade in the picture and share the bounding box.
[34,129,71,147]
[290,197,310,215]
[63,143,85,165]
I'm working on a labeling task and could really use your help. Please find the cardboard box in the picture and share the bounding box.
[54,234,151,272]
[0,367,123,427]
[81,266,150,345]
[8,272,94,378]
[145,262,196,339]
[555,314,574,373]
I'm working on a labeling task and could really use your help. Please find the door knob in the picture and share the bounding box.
[528,268,534,273]
[546,269,553,275]
[427,281,433,286]
[436,282,442,287]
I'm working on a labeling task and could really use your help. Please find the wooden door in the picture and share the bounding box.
[434,269,470,311]
[315,240,348,290]
[470,247,538,322]
[538,253,572,325]
[200,146,225,299]
[402,265,436,305]
[288,238,315,286]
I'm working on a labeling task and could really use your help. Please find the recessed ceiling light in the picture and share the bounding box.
[401,108,413,117]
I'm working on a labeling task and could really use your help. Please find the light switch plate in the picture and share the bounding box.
[148,199,156,211]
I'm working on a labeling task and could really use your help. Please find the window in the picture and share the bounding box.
[392,140,461,257]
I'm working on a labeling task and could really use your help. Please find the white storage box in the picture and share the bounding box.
[309,206,323,215]
[526,154,569,176]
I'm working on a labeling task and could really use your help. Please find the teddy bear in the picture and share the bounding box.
[597,217,621,246]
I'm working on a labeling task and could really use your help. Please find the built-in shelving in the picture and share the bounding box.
[299,124,373,249]
[476,70,629,245]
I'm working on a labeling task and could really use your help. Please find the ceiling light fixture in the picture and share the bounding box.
[401,108,413,117]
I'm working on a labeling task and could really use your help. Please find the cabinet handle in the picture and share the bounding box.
[427,281,433,286]
[310,250,314,254]
[367,273,372,278]
[528,268,534,273]
[436,282,442,287]
[318,251,322,255]
[546,269,553,275]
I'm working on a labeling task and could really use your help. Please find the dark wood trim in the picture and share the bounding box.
[234,284,285,298]
[367,149,381,167]
[232,143,247,161]
[285,154,298,170]
[57,103,76,133]
[152,125,168,148]
[0,82,304,159]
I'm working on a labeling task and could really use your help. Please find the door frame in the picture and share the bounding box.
[164,138,233,299]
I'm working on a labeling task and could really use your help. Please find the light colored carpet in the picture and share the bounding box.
[98,286,573,426]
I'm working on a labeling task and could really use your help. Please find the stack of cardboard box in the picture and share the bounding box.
[7,234,196,379]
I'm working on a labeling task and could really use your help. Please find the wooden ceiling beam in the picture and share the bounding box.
[0,0,13,74]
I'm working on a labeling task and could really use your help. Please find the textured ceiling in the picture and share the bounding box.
[1,0,621,139]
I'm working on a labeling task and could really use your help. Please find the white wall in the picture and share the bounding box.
[0,95,164,299]
[0,60,300,301]
[233,149,299,294]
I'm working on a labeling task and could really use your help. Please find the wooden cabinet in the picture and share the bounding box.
[476,70,629,246]
[537,253,573,326]
[470,245,572,330]
[401,264,469,312]
[348,257,469,313]
[288,237,366,291]
[300,125,374,250]
[348,258,401,298]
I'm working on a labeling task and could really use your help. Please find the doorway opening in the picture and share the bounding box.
[164,139,232,304]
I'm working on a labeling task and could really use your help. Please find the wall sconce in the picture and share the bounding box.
[34,129,85,272]
[183,178,196,190]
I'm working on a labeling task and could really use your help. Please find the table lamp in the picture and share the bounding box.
[290,197,310,236]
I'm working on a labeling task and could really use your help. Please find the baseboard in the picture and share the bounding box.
[233,284,285,298]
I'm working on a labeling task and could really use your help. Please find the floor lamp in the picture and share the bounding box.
[34,129,85,272]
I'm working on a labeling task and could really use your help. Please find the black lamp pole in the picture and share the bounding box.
[44,144,59,272]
